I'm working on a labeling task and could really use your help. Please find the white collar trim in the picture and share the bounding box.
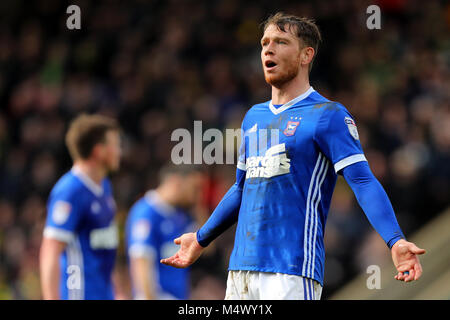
[269,86,315,115]
[145,190,176,216]
[72,166,103,197]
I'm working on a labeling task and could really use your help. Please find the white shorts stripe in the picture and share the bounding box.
[303,277,309,300]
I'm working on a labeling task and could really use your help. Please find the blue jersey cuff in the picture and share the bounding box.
[387,234,405,249]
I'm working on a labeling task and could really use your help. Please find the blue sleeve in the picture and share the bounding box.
[342,161,405,248]
[197,117,248,247]
[43,188,84,243]
[314,104,367,174]
[196,168,245,247]
[127,205,159,259]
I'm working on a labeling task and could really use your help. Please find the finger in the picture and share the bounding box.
[404,269,414,282]
[397,264,411,273]
[174,237,181,245]
[410,244,426,255]
[160,254,178,265]
[167,258,187,268]
[414,263,423,281]
[161,259,181,268]
[396,272,404,281]
[161,255,188,268]
[160,257,172,265]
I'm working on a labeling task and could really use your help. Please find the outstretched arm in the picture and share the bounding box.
[161,168,245,268]
[341,161,425,282]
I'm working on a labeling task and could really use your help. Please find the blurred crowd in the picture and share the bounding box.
[0,0,448,299]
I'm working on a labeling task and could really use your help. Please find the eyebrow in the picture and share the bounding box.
[260,36,291,45]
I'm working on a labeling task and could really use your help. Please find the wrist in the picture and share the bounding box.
[390,238,407,250]
[195,232,206,249]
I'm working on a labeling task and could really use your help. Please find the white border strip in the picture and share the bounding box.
[128,244,157,259]
[237,161,246,171]
[306,155,328,278]
[269,87,315,115]
[302,153,324,276]
[309,158,329,278]
[334,154,367,173]
[72,166,103,197]
[43,227,74,243]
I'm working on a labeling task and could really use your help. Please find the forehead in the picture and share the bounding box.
[262,23,298,40]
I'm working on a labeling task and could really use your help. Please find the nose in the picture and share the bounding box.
[263,41,275,56]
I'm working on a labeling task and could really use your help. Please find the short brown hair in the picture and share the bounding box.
[262,12,322,71]
[158,163,204,183]
[65,114,119,161]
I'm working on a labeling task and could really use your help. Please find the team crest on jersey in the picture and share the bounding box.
[344,117,359,140]
[52,201,72,225]
[132,220,151,240]
[283,121,300,136]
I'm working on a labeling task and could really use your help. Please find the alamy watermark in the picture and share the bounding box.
[366,5,381,30]
[66,5,81,30]
[366,264,381,289]
[67,264,81,290]
[170,120,281,166]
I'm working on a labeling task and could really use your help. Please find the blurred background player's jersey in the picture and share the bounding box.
[126,190,196,300]
[230,87,367,286]
[43,167,118,300]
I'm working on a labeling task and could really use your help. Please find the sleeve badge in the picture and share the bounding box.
[344,117,359,140]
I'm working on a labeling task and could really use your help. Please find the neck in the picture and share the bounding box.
[155,184,178,207]
[271,72,310,105]
[73,160,106,185]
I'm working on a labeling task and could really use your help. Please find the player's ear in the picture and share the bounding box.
[301,47,315,68]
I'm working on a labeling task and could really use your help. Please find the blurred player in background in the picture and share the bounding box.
[161,12,426,300]
[39,114,122,300]
[126,164,203,299]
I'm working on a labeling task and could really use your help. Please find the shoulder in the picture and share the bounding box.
[129,197,152,218]
[102,178,113,194]
[129,195,163,223]
[313,97,351,121]
[49,171,85,202]
[311,95,356,137]
[127,200,155,243]
[240,101,270,130]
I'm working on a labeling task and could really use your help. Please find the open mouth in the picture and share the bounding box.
[265,60,277,69]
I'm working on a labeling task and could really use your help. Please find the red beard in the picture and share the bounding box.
[264,56,301,88]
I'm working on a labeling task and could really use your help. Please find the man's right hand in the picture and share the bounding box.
[160,232,205,268]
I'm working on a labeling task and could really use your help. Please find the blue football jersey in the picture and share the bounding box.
[230,87,367,286]
[43,167,118,300]
[126,190,196,299]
